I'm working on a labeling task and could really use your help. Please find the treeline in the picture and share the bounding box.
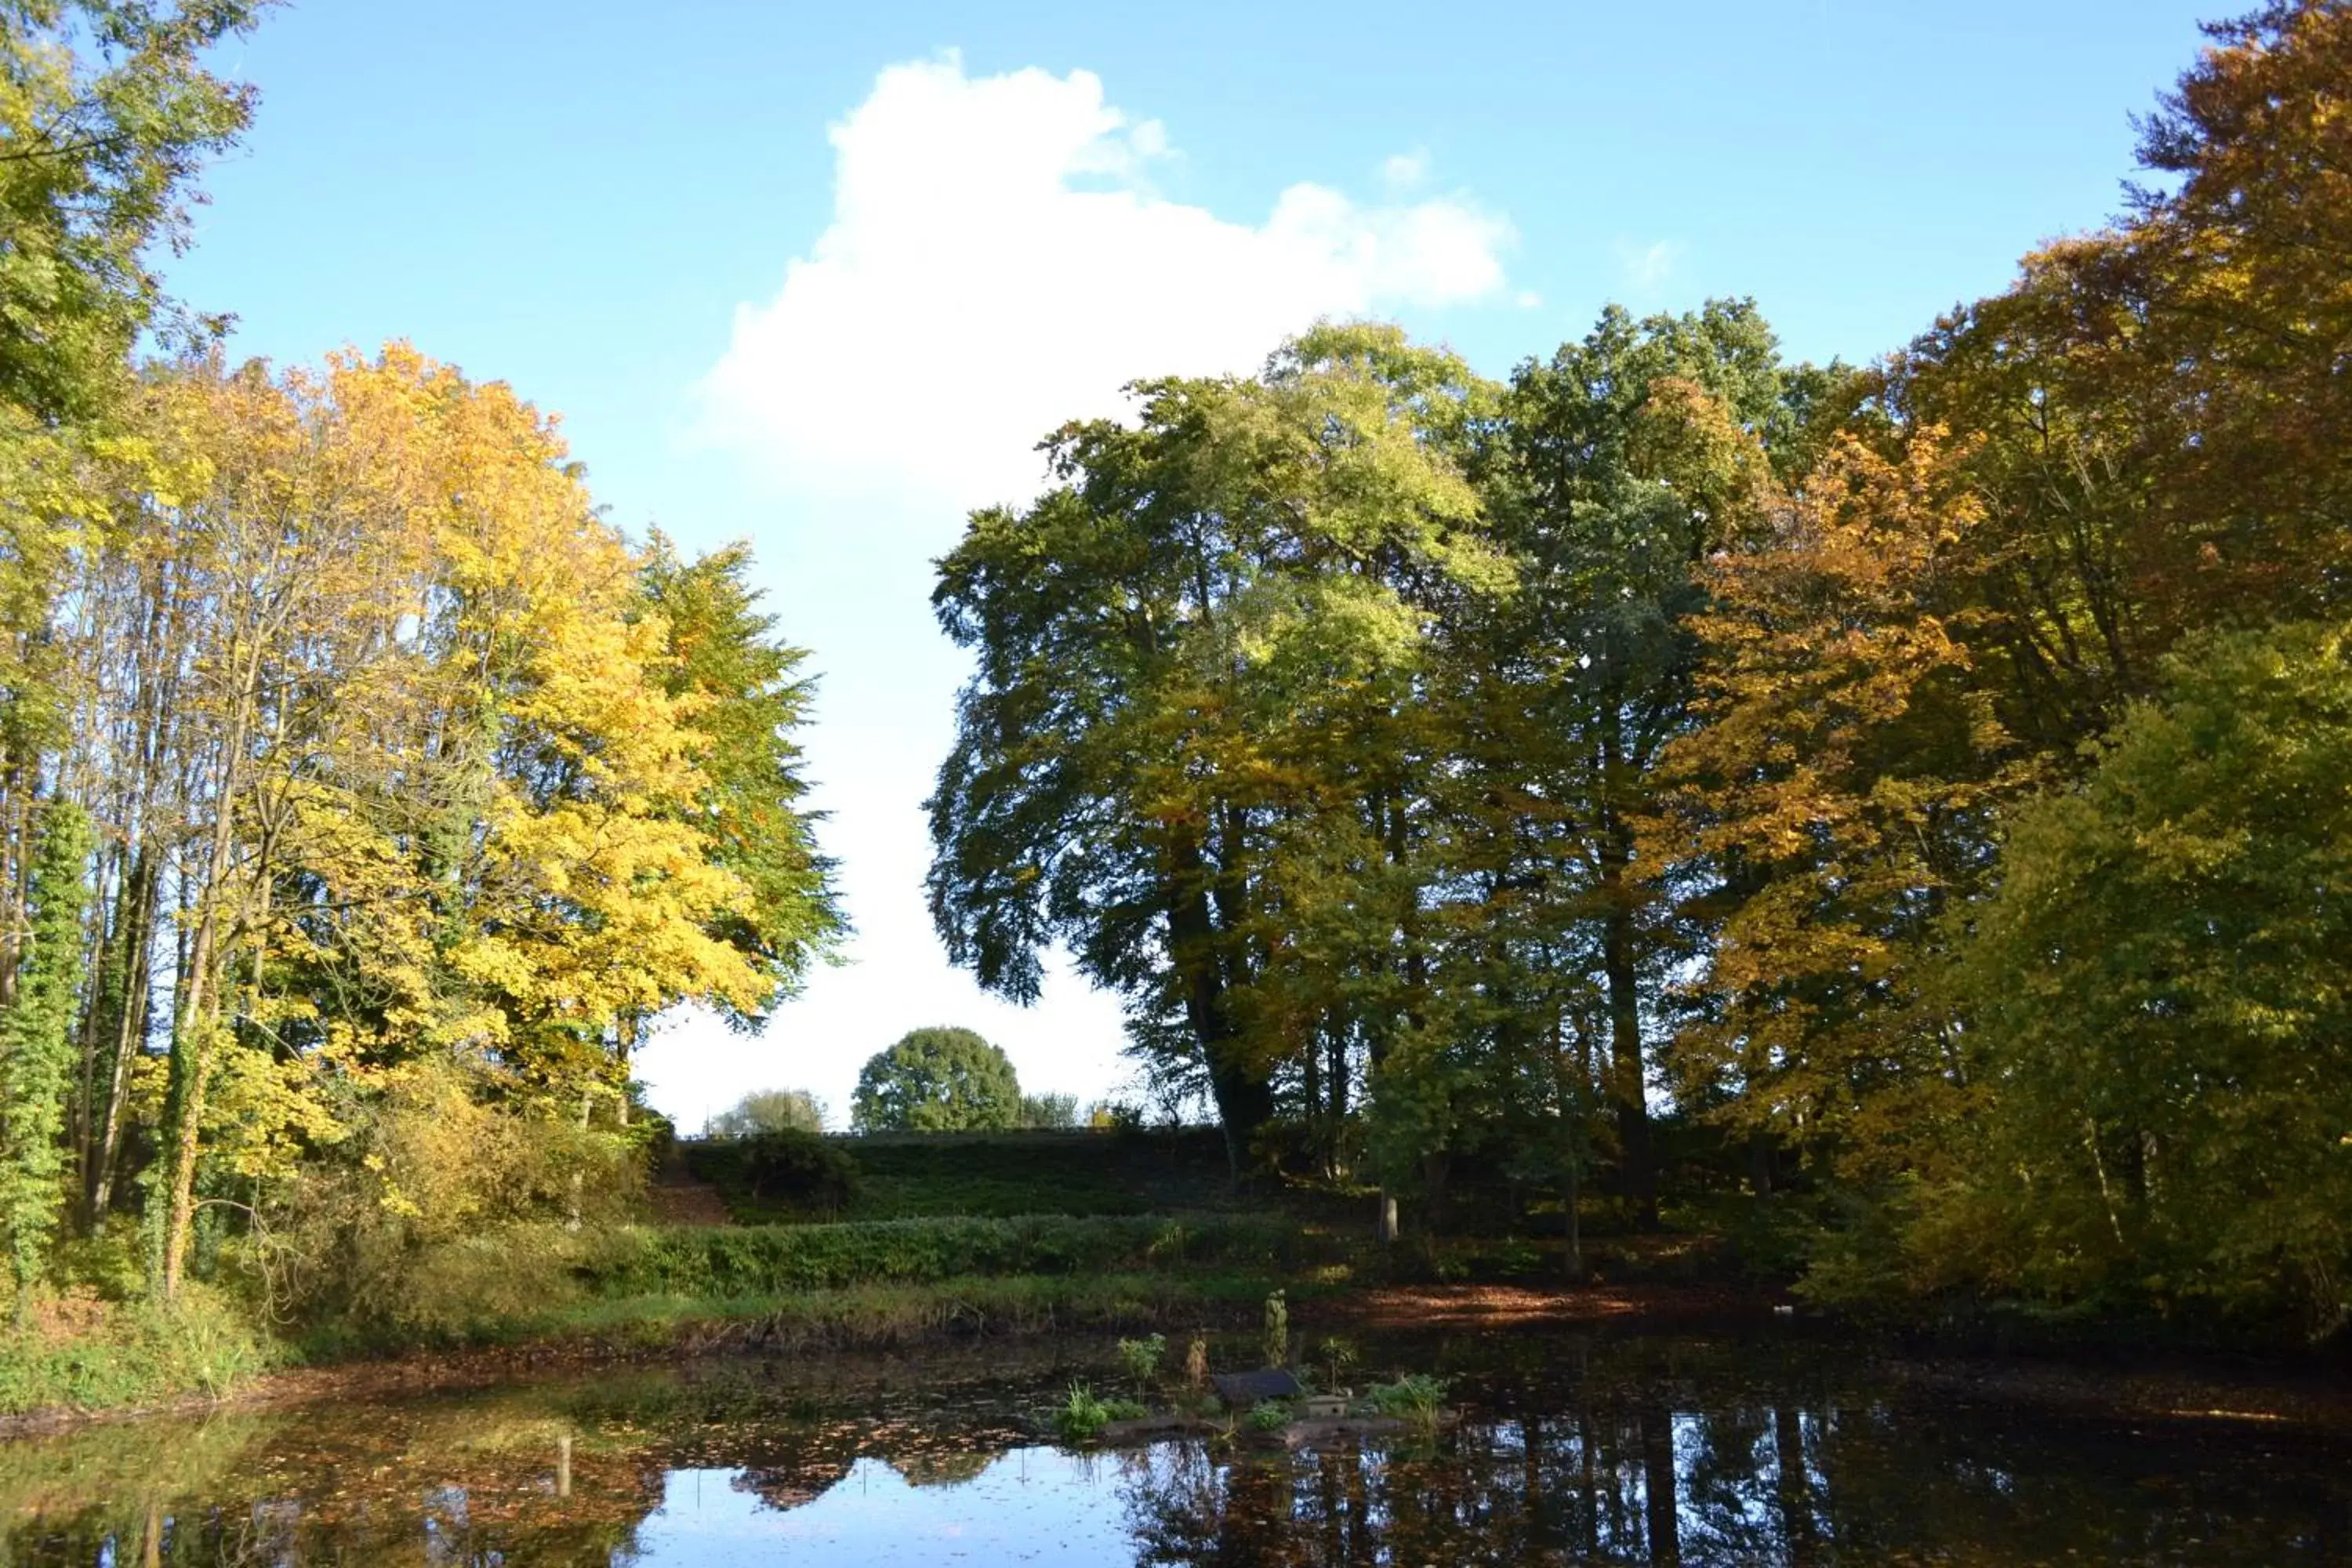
[0,3,838,1334]
[929,2,2352,1337]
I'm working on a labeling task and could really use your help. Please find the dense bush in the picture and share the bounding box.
[737,1129,859,1211]
[253,1060,644,1339]
[585,1213,1319,1298]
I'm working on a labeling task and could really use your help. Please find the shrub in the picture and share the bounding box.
[1367,1374,1447,1423]
[1246,1399,1291,1432]
[0,1283,274,1414]
[1114,1332,1165,1388]
[736,1128,858,1212]
[256,1059,641,1339]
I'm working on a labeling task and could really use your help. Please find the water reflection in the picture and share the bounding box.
[0,1333,2343,1564]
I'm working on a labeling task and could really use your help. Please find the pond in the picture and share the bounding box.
[2,1325,2346,1564]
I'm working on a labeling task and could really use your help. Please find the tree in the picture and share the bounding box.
[850,1028,1021,1133]
[1925,619,2352,1334]
[1452,301,1807,1220]
[929,324,1502,1165]
[710,1088,825,1138]
[1018,1092,1080,1129]
[639,536,841,1036]
[0,799,92,1312]
[0,0,262,423]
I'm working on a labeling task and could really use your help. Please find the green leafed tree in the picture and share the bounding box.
[1914,619,2352,1336]
[640,535,843,1033]
[0,799,92,1313]
[0,0,263,423]
[850,1027,1021,1133]
[927,323,1504,1165]
[1018,1092,1080,1129]
[709,1087,826,1138]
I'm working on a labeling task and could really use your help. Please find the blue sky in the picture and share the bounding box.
[172,0,2216,1128]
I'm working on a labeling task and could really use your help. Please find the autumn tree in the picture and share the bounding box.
[1438,302,1812,1220]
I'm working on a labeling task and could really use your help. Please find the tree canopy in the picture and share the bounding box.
[850,1029,1023,1133]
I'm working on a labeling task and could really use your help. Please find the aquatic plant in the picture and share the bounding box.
[1115,1332,1166,1388]
[1054,1381,1145,1443]
[1367,1374,1447,1425]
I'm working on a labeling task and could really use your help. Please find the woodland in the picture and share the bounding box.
[0,0,2341,1415]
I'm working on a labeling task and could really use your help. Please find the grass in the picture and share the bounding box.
[0,1286,278,1417]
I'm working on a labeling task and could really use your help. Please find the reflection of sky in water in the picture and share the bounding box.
[633,1451,1134,1565]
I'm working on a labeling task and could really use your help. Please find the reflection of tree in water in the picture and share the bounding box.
[887,1445,1001,1487]
[1117,1374,2352,1566]
[3,1338,2350,1563]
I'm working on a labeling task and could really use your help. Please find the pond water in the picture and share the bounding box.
[3,1326,2347,1565]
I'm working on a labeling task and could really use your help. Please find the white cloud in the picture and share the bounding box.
[1614,238,1686,297]
[699,54,1513,515]
[1380,149,1430,192]
[641,58,1516,1133]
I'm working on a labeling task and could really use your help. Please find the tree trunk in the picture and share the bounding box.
[89,848,155,1221]
[162,644,261,1301]
[1774,1402,1817,1566]
[1163,829,1269,1174]
[1602,895,1657,1226]
[1640,1397,1681,1566]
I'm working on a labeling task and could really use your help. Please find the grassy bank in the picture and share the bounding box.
[0,1133,1784,1420]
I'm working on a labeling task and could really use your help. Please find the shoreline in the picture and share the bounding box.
[5,1279,2346,1442]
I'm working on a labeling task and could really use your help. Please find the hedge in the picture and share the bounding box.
[585,1214,1322,1298]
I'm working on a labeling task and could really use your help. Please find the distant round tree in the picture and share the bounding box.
[851,1028,1022,1132]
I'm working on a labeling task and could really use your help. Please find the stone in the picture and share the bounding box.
[1210,1369,1302,1405]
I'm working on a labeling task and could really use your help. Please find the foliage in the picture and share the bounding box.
[850,1028,1022,1133]
[0,1,262,423]
[1914,621,2352,1335]
[1246,1399,1292,1432]
[1367,1374,1448,1422]
[732,1128,858,1214]
[1018,1092,1080,1129]
[586,1213,1320,1298]
[1114,1331,1166,1388]
[0,801,92,1312]
[709,1088,826,1138]
[638,537,842,1030]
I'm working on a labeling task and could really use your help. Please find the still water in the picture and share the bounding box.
[4,1327,2347,1564]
